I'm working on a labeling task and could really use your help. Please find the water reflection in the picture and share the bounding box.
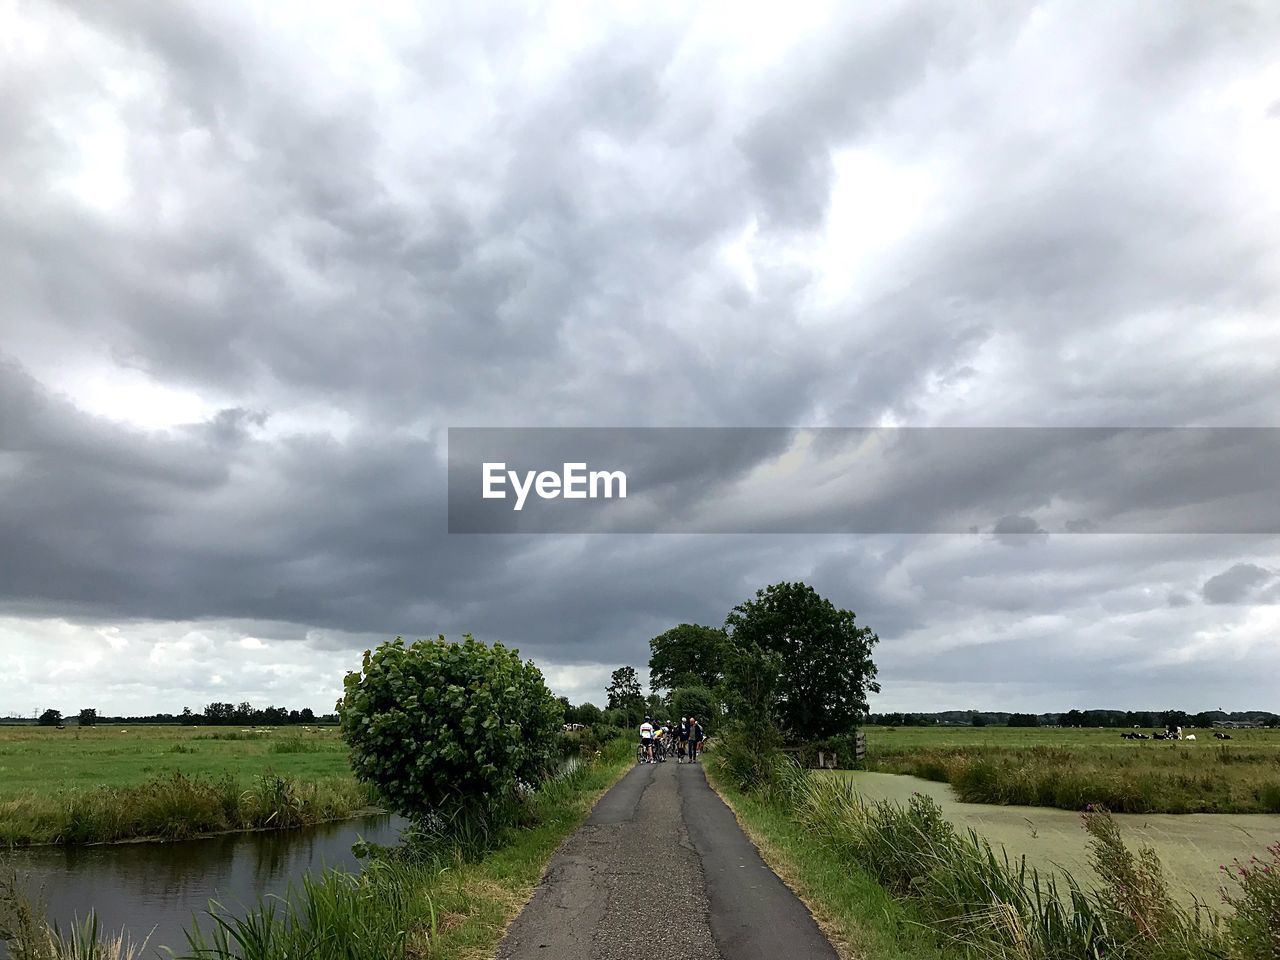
[1,813,406,958]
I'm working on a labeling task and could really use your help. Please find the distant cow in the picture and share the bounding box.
[1214,732,1233,740]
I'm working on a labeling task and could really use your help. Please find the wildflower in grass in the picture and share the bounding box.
[1222,842,1280,959]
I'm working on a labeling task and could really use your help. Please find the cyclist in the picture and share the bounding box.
[639,715,655,763]
[677,716,690,763]
[653,722,667,762]
[688,716,704,762]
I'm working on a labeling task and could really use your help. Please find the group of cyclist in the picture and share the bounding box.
[637,715,704,764]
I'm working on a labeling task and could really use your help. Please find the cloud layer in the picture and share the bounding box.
[2,1,1279,715]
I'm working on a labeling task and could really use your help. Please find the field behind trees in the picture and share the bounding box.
[865,725,1280,814]
[0,724,368,845]
[0,723,352,792]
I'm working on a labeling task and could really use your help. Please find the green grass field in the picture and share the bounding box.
[2,740,638,960]
[0,725,366,845]
[866,724,1280,751]
[0,724,354,794]
[864,725,1280,813]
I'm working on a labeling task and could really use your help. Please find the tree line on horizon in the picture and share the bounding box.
[865,708,1280,728]
[12,703,340,727]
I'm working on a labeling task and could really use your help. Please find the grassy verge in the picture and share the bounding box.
[174,737,635,960]
[867,743,1280,813]
[705,760,957,960]
[0,772,377,846]
[712,731,1280,960]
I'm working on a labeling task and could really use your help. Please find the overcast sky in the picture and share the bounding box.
[3,1,1279,718]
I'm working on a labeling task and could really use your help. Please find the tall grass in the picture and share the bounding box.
[265,738,323,755]
[0,772,377,846]
[1220,841,1280,958]
[715,734,1279,959]
[181,859,437,960]
[0,873,149,960]
[869,743,1280,813]
[178,736,635,960]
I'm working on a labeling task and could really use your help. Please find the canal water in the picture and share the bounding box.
[0,812,407,958]
[834,771,1280,908]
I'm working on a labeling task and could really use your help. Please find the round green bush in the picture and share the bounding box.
[338,635,563,819]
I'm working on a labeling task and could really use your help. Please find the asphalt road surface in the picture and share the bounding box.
[497,759,839,960]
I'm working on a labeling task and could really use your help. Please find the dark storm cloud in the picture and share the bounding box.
[991,515,1048,546]
[1202,563,1279,605]
[2,2,1279,711]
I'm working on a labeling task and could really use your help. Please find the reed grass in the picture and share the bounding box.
[867,738,1280,813]
[0,772,376,846]
[712,732,1279,960]
[177,736,634,960]
[0,873,149,960]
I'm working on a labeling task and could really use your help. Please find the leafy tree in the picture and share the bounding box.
[606,666,644,717]
[1007,713,1040,727]
[299,707,316,723]
[724,581,880,741]
[204,702,234,725]
[602,707,632,729]
[38,708,62,727]
[671,685,722,734]
[77,708,98,726]
[648,624,729,691]
[645,693,668,722]
[339,635,562,820]
[721,638,782,728]
[971,714,988,727]
[565,702,603,726]
[261,705,289,724]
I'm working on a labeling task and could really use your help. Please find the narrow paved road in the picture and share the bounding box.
[497,759,838,960]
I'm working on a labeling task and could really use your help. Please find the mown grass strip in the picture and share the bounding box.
[705,760,956,960]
